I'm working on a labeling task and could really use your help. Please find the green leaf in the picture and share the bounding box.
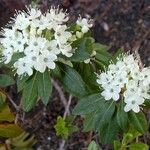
[75,63,99,93]
[93,43,112,64]
[73,93,104,115]
[17,76,29,92]
[83,112,96,132]
[117,100,129,131]
[129,142,149,150]
[88,141,99,150]
[93,59,106,70]
[99,114,119,144]
[0,104,15,122]
[122,127,141,145]
[65,116,78,134]
[69,37,93,62]
[113,140,122,150]
[60,64,89,97]
[95,53,111,65]
[0,91,6,108]
[22,73,38,112]
[54,116,69,139]
[0,124,23,138]
[95,101,115,130]
[11,132,36,148]
[93,43,110,52]
[0,74,15,87]
[51,64,62,78]
[37,70,52,105]
[129,111,148,134]
[58,58,73,67]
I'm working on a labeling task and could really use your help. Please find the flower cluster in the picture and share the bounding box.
[0,7,93,76]
[97,54,150,113]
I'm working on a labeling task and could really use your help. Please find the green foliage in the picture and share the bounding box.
[0,91,36,149]
[74,63,99,93]
[0,124,23,138]
[129,112,148,134]
[129,143,149,150]
[117,100,129,132]
[73,93,104,115]
[54,116,69,139]
[113,127,149,150]
[37,70,52,105]
[17,76,29,92]
[59,64,89,97]
[87,141,99,150]
[99,115,119,144]
[10,132,36,150]
[73,93,119,144]
[19,70,52,111]
[0,91,22,138]
[54,116,78,139]
[69,37,93,62]
[93,43,112,69]
[0,74,15,87]
[22,72,38,112]
[0,14,149,148]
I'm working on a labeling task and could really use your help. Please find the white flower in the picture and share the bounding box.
[46,40,60,55]
[40,50,57,70]
[14,57,33,76]
[97,72,113,88]
[47,7,69,24]
[124,96,144,113]
[108,61,126,73]
[27,7,41,20]
[76,16,93,33]
[26,37,47,51]
[12,33,27,52]
[114,72,128,88]
[33,15,49,31]
[59,44,74,57]
[138,85,150,99]
[101,85,121,101]
[141,67,150,87]
[14,13,30,30]
[2,47,14,64]
[1,28,17,48]
[54,25,72,44]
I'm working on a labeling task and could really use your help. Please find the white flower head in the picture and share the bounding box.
[76,15,93,33]
[0,6,77,76]
[97,54,150,113]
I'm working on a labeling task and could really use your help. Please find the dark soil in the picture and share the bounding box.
[0,0,150,149]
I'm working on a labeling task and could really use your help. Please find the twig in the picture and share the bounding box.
[6,94,19,111]
[59,95,72,150]
[58,140,66,150]
[52,79,67,109]
[63,95,72,118]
